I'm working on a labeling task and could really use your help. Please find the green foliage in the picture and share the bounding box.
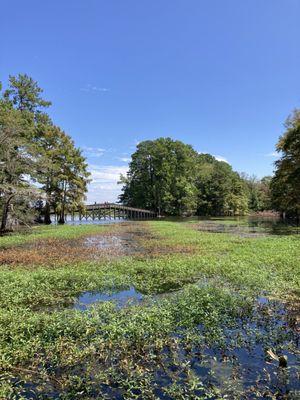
[35,123,90,224]
[3,73,51,113]
[241,174,272,212]
[196,155,248,215]
[271,109,300,217]
[120,139,248,216]
[0,98,39,230]
[120,138,198,215]
[0,75,90,230]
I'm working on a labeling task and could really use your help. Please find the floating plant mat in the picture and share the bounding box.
[8,289,300,399]
[76,291,299,398]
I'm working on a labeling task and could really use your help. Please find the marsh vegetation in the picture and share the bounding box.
[0,218,299,399]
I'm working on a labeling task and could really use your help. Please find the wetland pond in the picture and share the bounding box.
[69,217,300,398]
[70,283,300,399]
[1,217,299,399]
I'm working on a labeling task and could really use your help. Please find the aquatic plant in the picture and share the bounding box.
[0,220,299,398]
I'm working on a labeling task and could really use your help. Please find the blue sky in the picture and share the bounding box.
[1,0,300,202]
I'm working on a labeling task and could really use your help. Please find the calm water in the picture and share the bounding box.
[72,286,300,398]
[73,287,143,311]
[62,213,300,235]
[193,216,300,236]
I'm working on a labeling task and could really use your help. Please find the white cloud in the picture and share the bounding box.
[213,155,229,163]
[117,157,131,162]
[265,151,278,157]
[80,84,110,93]
[82,146,106,158]
[86,164,128,203]
[197,151,229,163]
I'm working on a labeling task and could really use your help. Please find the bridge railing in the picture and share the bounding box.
[85,203,156,215]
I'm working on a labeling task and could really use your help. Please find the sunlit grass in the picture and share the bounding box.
[0,223,112,248]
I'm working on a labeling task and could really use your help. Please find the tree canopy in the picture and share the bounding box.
[2,74,298,226]
[120,138,198,215]
[120,138,250,216]
[0,74,90,231]
[271,109,300,218]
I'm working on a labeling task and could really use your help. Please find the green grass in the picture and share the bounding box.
[0,221,299,399]
[147,221,300,295]
[0,223,111,248]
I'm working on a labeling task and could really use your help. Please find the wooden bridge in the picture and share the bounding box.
[71,203,157,221]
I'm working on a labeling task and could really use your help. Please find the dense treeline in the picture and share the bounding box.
[1,74,299,226]
[121,108,300,218]
[120,138,272,216]
[0,75,90,231]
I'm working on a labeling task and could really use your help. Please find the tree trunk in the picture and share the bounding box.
[0,197,12,232]
[44,179,52,224]
[58,183,67,224]
[58,203,65,224]
[58,211,65,224]
[44,201,52,224]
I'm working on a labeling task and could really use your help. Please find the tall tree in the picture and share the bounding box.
[0,75,51,229]
[35,123,90,224]
[120,138,198,216]
[1,74,90,228]
[52,131,90,224]
[271,109,300,218]
[120,139,248,216]
[34,122,59,224]
[0,100,37,231]
[196,155,248,216]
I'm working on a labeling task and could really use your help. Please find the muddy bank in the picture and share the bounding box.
[0,223,195,267]
[0,223,152,267]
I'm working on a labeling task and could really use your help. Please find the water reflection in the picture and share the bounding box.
[194,216,300,236]
[73,287,143,311]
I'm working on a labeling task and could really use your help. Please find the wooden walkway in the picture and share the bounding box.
[73,203,156,221]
